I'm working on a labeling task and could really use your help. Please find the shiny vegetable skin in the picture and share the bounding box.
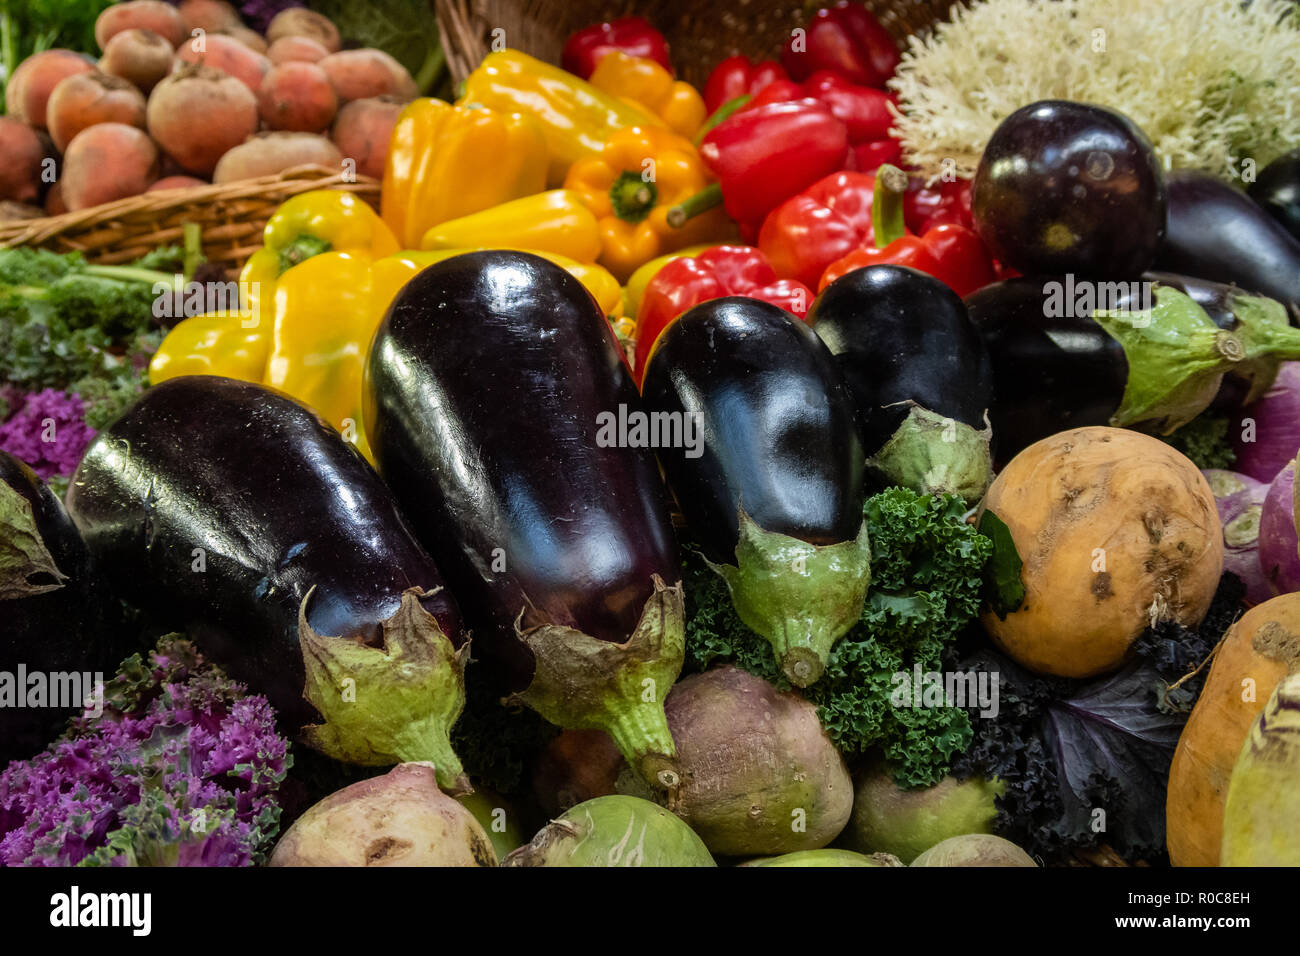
[365,251,685,788]
[1,453,123,765]
[641,296,870,686]
[807,265,994,502]
[1157,169,1300,310]
[1249,149,1300,243]
[64,377,470,788]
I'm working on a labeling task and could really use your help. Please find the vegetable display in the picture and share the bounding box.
[503,795,716,867]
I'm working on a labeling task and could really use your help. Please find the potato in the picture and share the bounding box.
[0,117,48,204]
[173,32,270,92]
[177,0,241,33]
[62,123,160,210]
[47,72,148,152]
[148,175,208,191]
[1166,592,1300,866]
[259,61,337,132]
[5,50,96,128]
[100,28,175,92]
[266,9,341,54]
[978,427,1222,678]
[318,49,417,103]
[212,131,343,183]
[330,95,403,180]
[268,35,329,65]
[95,1,186,50]
[147,65,258,176]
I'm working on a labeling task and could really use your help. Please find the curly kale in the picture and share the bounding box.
[0,635,290,867]
[450,668,560,797]
[685,487,991,788]
[1160,413,1236,470]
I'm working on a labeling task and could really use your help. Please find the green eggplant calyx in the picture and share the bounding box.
[1228,291,1300,404]
[1094,285,1247,433]
[610,171,659,224]
[866,404,993,505]
[297,586,471,795]
[511,576,685,792]
[708,510,871,688]
[0,480,68,601]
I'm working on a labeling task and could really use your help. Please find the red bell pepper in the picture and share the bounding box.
[633,245,813,382]
[819,165,995,297]
[702,55,788,114]
[782,1,900,88]
[561,16,672,79]
[904,177,975,234]
[671,99,849,237]
[758,170,876,289]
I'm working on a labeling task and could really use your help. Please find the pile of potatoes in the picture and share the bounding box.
[0,0,415,215]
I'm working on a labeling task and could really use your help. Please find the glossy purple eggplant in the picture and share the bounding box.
[1,452,126,764]
[640,296,869,688]
[1156,169,1300,310]
[1249,149,1300,243]
[365,250,685,789]
[64,376,470,791]
[807,264,994,503]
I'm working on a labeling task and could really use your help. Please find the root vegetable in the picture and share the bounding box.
[99,28,175,92]
[44,180,67,216]
[911,833,1037,867]
[0,117,47,204]
[5,50,96,128]
[656,666,853,857]
[173,32,270,93]
[222,25,268,54]
[95,1,186,50]
[979,426,1223,678]
[330,96,403,180]
[266,9,341,54]
[1231,362,1300,483]
[1259,458,1300,597]
[46,72,147,153]
[1203,469,1271,605]
[1221,672,1300,866]
[258,61,337,132]
[532,729,624,817]
[741,849,904,867]
[1167,592,1300,866]
[846,759,1003,863]
[319,49,417,103]
[212,131,343,183]
[61,123,159,210]
[177,0,241,33]
[269,763,496,867]
[268,35,329,65]
[456,789,525,861]
[147,175,207,191]
[146,65,258,175]
[503,795,716,867]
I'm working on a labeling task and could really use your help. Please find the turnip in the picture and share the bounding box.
[979,427,1223,678]
[1231,362,1300,483]
[456,788,525,862]
[1259,458,1300,597]
[269,763,496,867]
[846,759,1003,863]
[100,29,175,93]
[146,65,258,175]
[741,849,903,867]
[503,796,715,867]
[911,834,1036,867]
[1203,469,1271,604]
[1221,672,1300,866]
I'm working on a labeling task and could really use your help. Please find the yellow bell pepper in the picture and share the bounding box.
[588,52,707,139]
[418,190,602,263]
[458,50,662,186]
[373,249,623,325]
[621,243,724,322]
[564,126,734,281]
[148,312,269,385]
[382,98,549,248]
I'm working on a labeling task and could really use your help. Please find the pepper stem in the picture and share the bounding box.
[872,163,909,247]
[667,182,723,229]
[695,93,752,144]
[277,235,332,274]
[609,170,659,223]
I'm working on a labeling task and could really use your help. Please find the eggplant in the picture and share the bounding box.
[1,452,126,764]
[1156,169,1300,311]
[365,251,684,790]
[64,376,471,792]
[966,274,1300,460]
[806,265,994,503]
[640,296,869,687]
[972,100,1166,278]
[1249,149,1300,244]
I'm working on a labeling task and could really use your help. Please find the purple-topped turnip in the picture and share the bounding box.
[1203,469,1271,604]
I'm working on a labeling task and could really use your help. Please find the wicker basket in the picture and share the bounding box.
[0,165,381,276]
[436,0,961,87]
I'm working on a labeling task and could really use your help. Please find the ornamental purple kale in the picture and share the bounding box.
[0,635,290,867]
